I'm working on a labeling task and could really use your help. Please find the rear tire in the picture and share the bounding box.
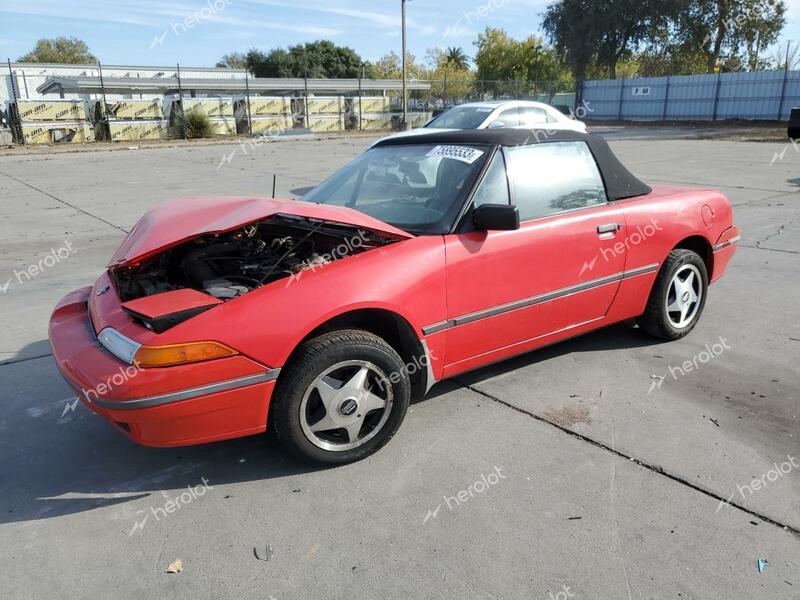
[638,249,708,340]
[271,329,410,465]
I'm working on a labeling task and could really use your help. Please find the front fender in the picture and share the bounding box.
[152,236,447,368]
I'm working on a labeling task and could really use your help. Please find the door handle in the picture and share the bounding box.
[597,223,623,235]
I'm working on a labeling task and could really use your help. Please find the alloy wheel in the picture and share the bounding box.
[299,360,394,452]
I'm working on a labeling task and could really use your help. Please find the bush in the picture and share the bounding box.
[175,111,214,138]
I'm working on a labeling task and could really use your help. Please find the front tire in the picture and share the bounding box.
[638,249,708,340]
[272,330,411,465]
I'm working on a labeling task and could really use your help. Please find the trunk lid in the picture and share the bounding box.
[109,197,414,268]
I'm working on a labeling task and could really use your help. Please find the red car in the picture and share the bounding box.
[49,130,739,464]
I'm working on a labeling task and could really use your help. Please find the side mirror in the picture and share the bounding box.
[474,204,519,231]
[488,121,505,129]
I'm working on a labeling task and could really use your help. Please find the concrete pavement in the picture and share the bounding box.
[0,130,797,599]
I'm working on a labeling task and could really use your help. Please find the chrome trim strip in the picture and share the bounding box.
[622,262,660,279]
[712,236,741,252]
[88,370,281,410]
[422,263,659,334]
[422,321,451,336]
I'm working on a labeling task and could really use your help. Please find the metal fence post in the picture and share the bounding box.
[358,66,363,132]
[97,61,111,141]
[662,76,671,121]
[712,71,722,121]
[176,63,187,139]
[244,70,253,136]
[617,76,625,121]
[6,58,24,144]
[176,63,183,103]
[303,71,310,129]
[778,65,790,121]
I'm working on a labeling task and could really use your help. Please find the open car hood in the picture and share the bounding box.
[109,197,414,268]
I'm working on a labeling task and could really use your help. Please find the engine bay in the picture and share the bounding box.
[112,215,392,303]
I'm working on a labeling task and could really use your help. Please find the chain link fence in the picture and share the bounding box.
[2,62,577,146]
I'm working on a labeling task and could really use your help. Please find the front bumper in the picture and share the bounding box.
[49,287,279,447]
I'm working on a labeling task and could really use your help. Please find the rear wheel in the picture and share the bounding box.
[272,330,410,465]
[638,249,708,340]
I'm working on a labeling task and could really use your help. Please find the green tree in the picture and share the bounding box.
[245,41,364,78]
[444,47,470,71]
[19,37,96,64]
[543,0,676,79]
[365,51,426,79]
[473,28,569,95]
[425,48,476,103]
[673,0,786,72]
[216,52,247,69]
[636,44,709,76]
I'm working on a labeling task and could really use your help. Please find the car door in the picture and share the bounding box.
[441,141,629,373]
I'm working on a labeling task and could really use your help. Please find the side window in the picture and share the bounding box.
[507,142,607,221]
[493,108,520,128]
[519,107,548,127]
[472,153,510,207]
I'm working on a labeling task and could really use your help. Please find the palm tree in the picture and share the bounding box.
[441,47,470,107]
[444,47,470,70]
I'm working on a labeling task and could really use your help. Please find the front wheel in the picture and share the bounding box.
[638,249,708,340]
[271,330,411,465]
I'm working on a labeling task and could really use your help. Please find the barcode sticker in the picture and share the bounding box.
[426,145,485,164]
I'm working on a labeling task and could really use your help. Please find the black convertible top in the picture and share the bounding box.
[373,129,652,201]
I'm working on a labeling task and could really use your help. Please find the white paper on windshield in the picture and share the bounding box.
[476,108,493,112]
[426,145,484,164]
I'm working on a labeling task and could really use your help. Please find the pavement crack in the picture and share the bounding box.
[732,190,798,208]
[0,169,129,234]
[756,218,794,247]
[457,380,800,538]
[740,244,800,255]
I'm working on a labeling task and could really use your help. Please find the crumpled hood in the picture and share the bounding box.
[109,196,414,268]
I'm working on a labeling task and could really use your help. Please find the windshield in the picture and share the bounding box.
[305,144,490,234]
[425,106,493,129]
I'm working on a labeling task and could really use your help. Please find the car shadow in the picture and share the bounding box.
[453,321,656,388]
[0,341,327,526]
[1,322,655,525]
[0,338,53,366]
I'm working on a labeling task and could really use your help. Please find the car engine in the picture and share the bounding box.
[112,215,391,302]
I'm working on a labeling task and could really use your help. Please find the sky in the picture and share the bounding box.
[0,0,799,69]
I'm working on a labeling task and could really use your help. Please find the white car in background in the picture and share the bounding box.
[423,100,588,133]
[376,101,588,147]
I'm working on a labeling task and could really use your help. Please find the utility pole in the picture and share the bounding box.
[401,0,409,130]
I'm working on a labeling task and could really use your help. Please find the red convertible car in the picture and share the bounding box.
[49,130,739,464]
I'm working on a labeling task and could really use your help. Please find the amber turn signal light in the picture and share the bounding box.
[134,341,238,368]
